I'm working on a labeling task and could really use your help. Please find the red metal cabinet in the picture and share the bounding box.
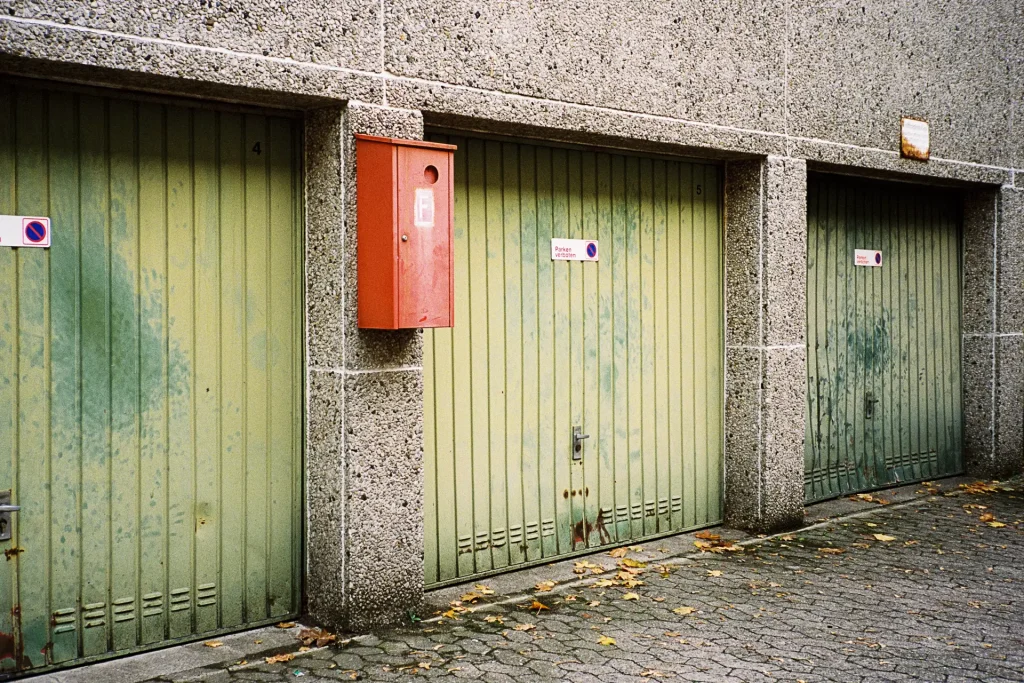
[356,134,456,329]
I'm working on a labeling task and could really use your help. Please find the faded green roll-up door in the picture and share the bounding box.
[805,175,963,502]
[423,133,724,585]
[0,82,303,673]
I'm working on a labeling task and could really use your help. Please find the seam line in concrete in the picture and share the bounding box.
[343,366,423,375]
[990,192,998,460]
[963,332,1024,338]
[757,162,765,522]
[727,344,804,350]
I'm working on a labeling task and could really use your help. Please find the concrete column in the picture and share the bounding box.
[963,185,1024,478]
[723,157,807,533]
[305,102,426,632]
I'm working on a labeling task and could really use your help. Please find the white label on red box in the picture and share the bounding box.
[0,215,51,248]
[551,238,599,261]
[413,188,435,228]
[854,249,882,267]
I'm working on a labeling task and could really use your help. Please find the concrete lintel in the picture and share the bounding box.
[723,157,807,533]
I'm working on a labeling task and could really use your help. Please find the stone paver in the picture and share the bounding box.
[153,481,1024,683]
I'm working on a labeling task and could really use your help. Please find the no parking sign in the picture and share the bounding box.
[0,215,51,248]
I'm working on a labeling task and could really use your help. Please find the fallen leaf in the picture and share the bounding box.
[620,558,646,569]
[588,600,600,607]
[535,580,556,592]
[265,653,296,664]
[529,600,550,612]
[609,547,628,558]
[640,670,669,678]
[484,615,504,624]
[276,622,296,629]
[707,570,722,577]
[298,627,337,647]
[628,545,643,552]
[780,535,795,541]
[298,646,311,652]
[664,631,681,637]
[694,531,721,541]
[979,513,995,523]
[819,548,845,555]
[418,662,431,669]
[873,534,896,542]
[204,641,224,648]
[597,635,616,646]
[475,584,494,595]
[513,623,536,631]
[622,592,640,600]
[987,521,1006,528]
[673,606,696,615]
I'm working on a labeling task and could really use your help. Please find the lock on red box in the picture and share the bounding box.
[355,134,456,329]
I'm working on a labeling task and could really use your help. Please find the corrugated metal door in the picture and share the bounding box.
[0,82,303,673]
[423,133,723,585]
[805,175,963,502]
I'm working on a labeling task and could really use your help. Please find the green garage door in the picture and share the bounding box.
[423,134,724,585]
[805,175,963,502]
[0,82,303,673]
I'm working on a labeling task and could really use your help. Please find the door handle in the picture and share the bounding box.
[572,426,590,461]
[864,392,879,419]
[0,491,16,542]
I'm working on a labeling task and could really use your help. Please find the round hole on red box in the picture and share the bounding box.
[424,165,439,184]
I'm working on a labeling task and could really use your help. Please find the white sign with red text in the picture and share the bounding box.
[0,215,51,248]
[551,238,599,262]
[854,249,882,267]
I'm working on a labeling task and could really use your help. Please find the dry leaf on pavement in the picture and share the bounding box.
[597,635,616,646]
[265,653,296,664]
[873,534,896,542]
[609,547,628,558]
[513,623,536,631]
[535,580,556,592]
[203,641,224,648]
[673,606,696,615]
[275,622,296,629]
[622,592,640,600]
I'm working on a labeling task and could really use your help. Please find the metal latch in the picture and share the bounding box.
[864,392,879,419]
[0,490,19,542]
[572,426,590,461]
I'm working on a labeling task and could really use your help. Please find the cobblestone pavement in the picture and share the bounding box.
[156,482,1024,683]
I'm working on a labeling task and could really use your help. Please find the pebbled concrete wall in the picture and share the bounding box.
[963,186,1024,479]
[0,1,1018,183]
[305,102,426,631]
[724,157,808,533]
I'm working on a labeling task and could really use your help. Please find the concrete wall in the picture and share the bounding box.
[0,0,1020,629]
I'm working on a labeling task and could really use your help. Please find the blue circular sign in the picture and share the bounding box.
[874,252,882,265]
[586,242,597,259]
[25,221,46,244]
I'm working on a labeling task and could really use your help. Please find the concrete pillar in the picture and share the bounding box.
[963,185,1024,478]
[723,157,807,533]
[305,102,427,631]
